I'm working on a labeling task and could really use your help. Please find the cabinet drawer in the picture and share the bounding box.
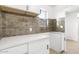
[0,44,27,54]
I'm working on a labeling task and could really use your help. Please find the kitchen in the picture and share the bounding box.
[0,5,65,54]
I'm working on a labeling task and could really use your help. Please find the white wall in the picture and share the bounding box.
[52,6,79,41]
[53,5,76,18]
[53,6,68,18]
[65,12,78,41]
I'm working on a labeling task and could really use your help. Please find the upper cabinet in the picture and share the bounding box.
[4,5,55,18]
[5,5,26,11]
[1,5,38,17]
[27,5,40,14]
[5,5,40,14]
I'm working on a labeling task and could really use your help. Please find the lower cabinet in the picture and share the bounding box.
[49,32,65,52]
[0,44,28,54]
[0,38,49,54]
[29,38,49,54]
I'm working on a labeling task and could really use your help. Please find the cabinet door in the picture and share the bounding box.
[0,44,28,54]
[49,33,65,52]
[29,38,49,54]
[28,5,40,14]
[6,5,26,11]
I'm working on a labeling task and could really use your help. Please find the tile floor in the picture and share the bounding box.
[50,40,79,54]
[64,40,79,54]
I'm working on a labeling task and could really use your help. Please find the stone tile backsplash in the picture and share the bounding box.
[0,12,63,37]
[0,12,47,37]
[0,14,2,37]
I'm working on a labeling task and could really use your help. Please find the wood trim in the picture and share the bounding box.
[0,5,38,17]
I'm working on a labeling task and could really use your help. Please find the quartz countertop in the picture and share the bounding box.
[0,32,49,50]
[0,32,64,50]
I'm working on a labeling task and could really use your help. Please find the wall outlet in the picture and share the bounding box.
[29,28,32,32]
[60,25,63,28]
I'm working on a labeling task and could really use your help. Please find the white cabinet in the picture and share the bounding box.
[0,33,49,54]
[49,32,65,53]
[0,38,49,54]
[28,5,40,14]
[0,44,28,54]
[29,38,49,54]
[5,5,26,11]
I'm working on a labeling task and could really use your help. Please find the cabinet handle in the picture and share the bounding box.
[24,52,28,54]
[47,45,49,50]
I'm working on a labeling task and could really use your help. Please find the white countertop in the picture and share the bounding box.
[0,32,49,50]
[0,32,64,50]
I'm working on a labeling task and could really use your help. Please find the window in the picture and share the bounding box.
[38,9,48,27]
